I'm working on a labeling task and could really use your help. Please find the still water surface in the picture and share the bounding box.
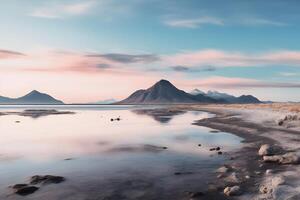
[0,105,242,200]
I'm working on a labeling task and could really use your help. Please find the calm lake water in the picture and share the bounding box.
[0,105,242,200]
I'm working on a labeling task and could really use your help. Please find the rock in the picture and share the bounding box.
[174,172,193,176]
[217,174,225,179]
[224,186,240,196]
[259,175,285,195]
[15,121,20,123]
[245,175,250,179]
[258,144,275,156]
[263,153,300,164]
[218,151,223,155]
[162,146,168,149]
[266,169,273,175]
[279,153,300,164]
[278,120,284,126]
[216,147,221,151]
[188,191,204,198]
[259,185,271,194]
[198,144,201,147]
[224,172,240,183]
[11,184,39,196]
[30,175,65,185]
[271,176,285,187]
[263,155,281,163]
[12,184,28,190]
[209,148,216,151]
[64,158,74,161]
[216,166,230,173]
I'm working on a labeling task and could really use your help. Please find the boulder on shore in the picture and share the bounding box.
[263,153,300,164]
[258,144,275,156]
[224,185,241,196]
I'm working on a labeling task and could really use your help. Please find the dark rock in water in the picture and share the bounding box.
[210,130,220,133]
[15,121,20,123]
[216,147,221,151]
[174,172,193,176]
[198,144,201,147]
[218,151,223,155]
[209,148,216,151]
[110,117,121,122]
[278,120,284,126]
[12,184,28,189]
[30,175,65,185]
[11,184,39,196]
[64,158,74,161]
[162,146,168,149]
[188,191,204,198]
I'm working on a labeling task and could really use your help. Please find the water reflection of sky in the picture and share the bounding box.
[0,106,243,199]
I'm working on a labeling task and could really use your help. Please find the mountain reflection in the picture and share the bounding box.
[131,108,187,123]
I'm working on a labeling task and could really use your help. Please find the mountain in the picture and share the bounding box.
[190,89,261,104]
[235,95,261,104]
[0,90,64,104]
[206,90,237,102]
[190,89,205,95]
[89,98,117,104]
[118,80,218,104]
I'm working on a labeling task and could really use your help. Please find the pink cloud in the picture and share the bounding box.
[164,49,300,68]
[0,49,25,59]
[186,76,300,88]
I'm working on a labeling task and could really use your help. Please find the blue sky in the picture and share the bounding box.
[1,0,300,102]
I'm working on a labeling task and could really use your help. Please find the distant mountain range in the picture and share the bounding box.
[190,89,261,104]
[88,99,117,104]
[118,79,261,104]
[0,80,261,105]
[0,90,63,104]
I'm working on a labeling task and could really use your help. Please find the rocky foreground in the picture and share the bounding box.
[187,103,300,199]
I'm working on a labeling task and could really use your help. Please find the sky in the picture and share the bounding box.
[1,0,300,103]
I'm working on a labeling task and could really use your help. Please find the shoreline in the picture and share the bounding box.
[182,104,300,199]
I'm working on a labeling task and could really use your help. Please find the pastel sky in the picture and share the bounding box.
[1,0,300,103]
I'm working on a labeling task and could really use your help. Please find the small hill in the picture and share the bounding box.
[0,90,63,104]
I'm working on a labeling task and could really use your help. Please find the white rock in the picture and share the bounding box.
[279,153,300,164]
[216,166,229,173]
[266,169,273,175]
[271,176,285,187]
[263,153,300,165]
[224,186,240,196]
[258,144,275,156]
[259,185,271,194]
